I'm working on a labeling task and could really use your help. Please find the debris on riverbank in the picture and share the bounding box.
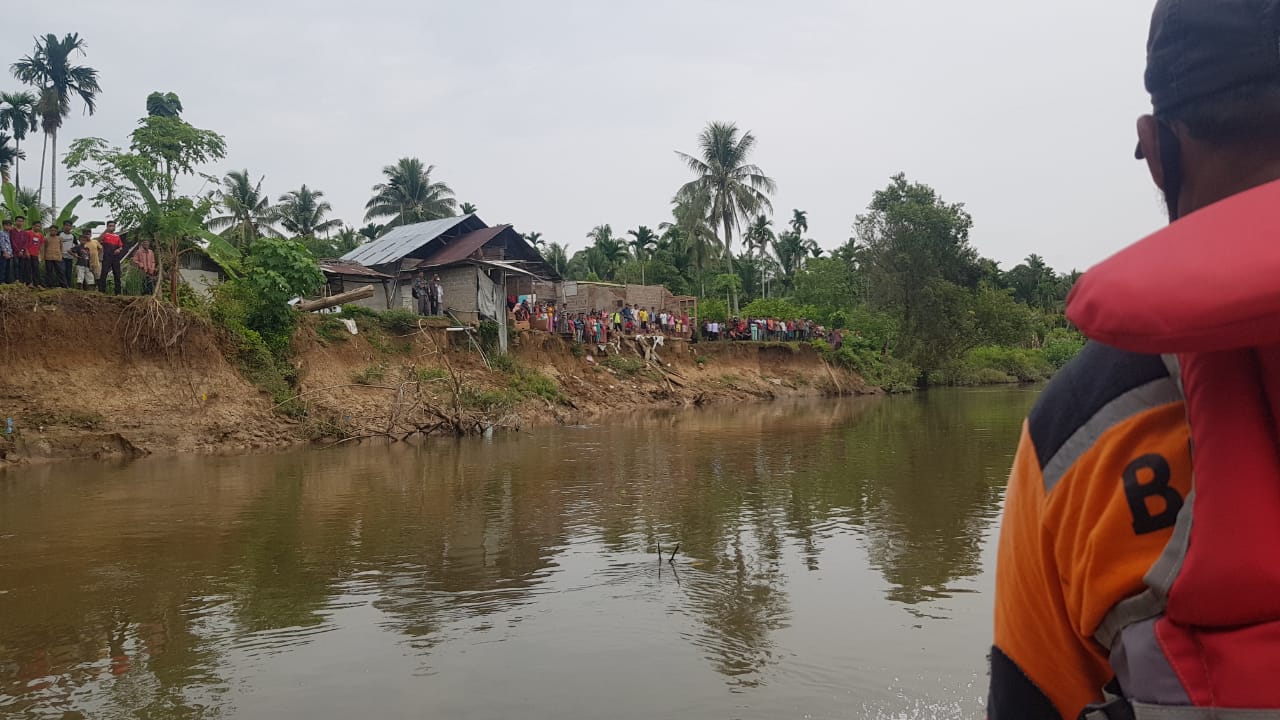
[0,287,870,467]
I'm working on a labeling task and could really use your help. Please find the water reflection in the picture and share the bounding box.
[0,388,1037,718]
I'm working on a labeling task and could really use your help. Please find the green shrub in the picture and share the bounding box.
[489,353,518,374]
[972,367,1017,384]
[208,282,297,406]
[602,356,646,375]
[478,320,501,354]
[510,370,565,404]
[317,317,350,343]
[571,343,585,358]
[460,387,518,412]
[415,367,450,383]
[338,304,380,321]
[739,298,818,322]
[961,346,1054,383]
[352,363,388,385]
[816,335,918,391]
[1043,328,1086,369]
[698,298,729,323]
[378,309,421,334]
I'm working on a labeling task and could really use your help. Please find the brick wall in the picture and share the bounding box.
[437,266,479,322]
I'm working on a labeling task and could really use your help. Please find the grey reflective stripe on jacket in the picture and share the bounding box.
[1132,704,1280,719]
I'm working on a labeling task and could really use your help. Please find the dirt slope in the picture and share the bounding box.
[0,287,869,466]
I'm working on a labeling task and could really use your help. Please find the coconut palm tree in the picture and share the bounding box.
[208,170,281,249]
[660,193,721,296]
[675,122,776,258]
[334,226,362,254]
[364,157,457,228]
[586,224,627,280]
[627,225,658,285]
[459,201,478,215]
[11,33,103,210]
[278,184,342,239]
[0,91,38,188]
[359,222,384,241]
[545,242,569,277]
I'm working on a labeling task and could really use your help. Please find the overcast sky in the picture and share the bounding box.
[8,1,1161,273]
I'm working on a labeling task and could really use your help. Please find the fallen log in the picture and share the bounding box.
[298,285,375,313]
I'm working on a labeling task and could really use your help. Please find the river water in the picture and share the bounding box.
[0,387,1038,719]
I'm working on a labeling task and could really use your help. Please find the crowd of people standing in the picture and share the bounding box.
[507,298,840,349]
[0,217,158,294]
[702,317,827,343]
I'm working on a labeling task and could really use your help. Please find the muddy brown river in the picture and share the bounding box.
[0,388,1038,719]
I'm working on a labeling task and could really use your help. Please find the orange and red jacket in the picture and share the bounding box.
[990,178,1280,718]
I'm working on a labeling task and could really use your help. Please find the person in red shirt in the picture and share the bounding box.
[131,239,158,295]
[9,216,33,285]
[98,220,124,294]
[26,221,45,287]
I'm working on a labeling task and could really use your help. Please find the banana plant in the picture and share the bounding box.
[119,166,243,281]
[3,181,86,229]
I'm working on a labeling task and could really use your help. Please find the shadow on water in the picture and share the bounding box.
[0,387,1039,718]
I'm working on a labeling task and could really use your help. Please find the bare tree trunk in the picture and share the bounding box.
[170,238,180,305]
[37,132,47,205]
[13,136,20,189]
[49,129,57,212]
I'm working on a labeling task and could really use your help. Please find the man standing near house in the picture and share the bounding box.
[58,220,76,286]
[40,220,68,287]
[412,270,430,316]
[429,274,443,316]
[0,219,12,284]
[132,240,158,295]
[98,220,124,294]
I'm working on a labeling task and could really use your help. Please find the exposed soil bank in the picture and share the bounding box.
[0,287,870,467]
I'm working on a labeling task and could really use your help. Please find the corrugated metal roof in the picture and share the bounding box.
[319,260,394,279]
[419,226,510,268]
[339,216,473,267]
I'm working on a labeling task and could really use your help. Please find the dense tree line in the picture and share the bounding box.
[0,33,1080,389]
[559,125,1083,388]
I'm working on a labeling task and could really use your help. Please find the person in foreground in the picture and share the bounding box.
[988,1,1280,717]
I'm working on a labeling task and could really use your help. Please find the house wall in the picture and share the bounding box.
[347,279,394,311]
[179,269,221,297]
[559,283,677,315]
[435,266,480,321]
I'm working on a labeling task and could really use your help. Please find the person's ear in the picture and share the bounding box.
[1137,115,1165,191]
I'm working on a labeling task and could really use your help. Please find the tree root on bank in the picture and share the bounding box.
[117,297,191,357]
[294,319,516,446]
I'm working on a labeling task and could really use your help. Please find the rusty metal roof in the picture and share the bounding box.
[319,260,394,279]
[418,226,510,268]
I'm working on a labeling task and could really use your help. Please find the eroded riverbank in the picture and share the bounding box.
[0,287,869,467]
